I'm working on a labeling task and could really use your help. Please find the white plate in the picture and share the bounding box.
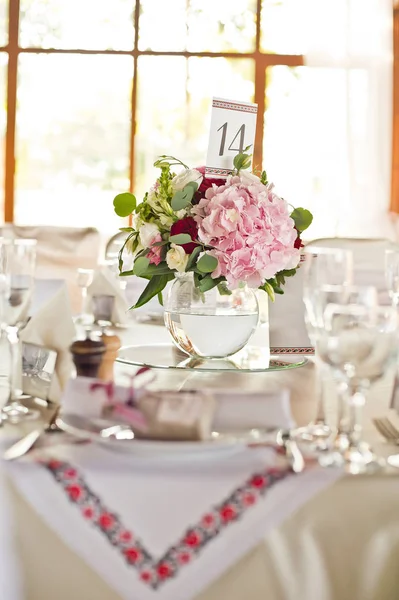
[57,413,274,460]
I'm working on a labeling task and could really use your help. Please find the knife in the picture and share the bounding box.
[3,408,60,461]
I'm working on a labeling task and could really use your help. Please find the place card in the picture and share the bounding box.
[205,97,258,178]
[156,391,206,426]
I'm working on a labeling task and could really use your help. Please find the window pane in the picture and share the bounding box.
[0,0,8,46]
[263,66,367,238]
[261,0,308,54]
[0,54,6,222]
[15,55,132,232]
[19,0,135,50]
[138,0,256,52]
[135,56,254,199]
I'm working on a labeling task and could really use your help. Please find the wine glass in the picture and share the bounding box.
[0,238,38,422]
[317,301,398,473]
[294,245,354,448]
[76,268,94,325]
[385,248,399,306]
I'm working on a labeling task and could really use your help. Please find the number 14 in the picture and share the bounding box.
[217,122,246,156]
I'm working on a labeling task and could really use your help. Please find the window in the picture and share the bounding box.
[0,0,396,237]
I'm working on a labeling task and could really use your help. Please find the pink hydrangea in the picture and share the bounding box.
[147,233,163,266]
[191,174,300,288]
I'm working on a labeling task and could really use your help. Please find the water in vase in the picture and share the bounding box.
[164,311,259,358]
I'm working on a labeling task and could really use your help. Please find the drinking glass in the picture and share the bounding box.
[294,246,354,447]
[385,248,399,305]
[76,268,94,325]
[317,302,398,473]
[0,238,38,422]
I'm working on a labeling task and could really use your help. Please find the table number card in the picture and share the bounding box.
[205,97,258,178]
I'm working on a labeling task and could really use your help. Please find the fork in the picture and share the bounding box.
[373,417,399,444]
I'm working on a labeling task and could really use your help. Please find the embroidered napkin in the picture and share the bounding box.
[5,442,342,600]
[19,284,75,403]
[87,268,129,326]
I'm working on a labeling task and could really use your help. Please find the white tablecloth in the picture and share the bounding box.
[2,323,399,600]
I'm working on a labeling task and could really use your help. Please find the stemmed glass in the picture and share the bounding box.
[0,238,38,422]
[294,246,353,447]
[317,300,398,473]
[76,268,94,325]
[385,248,399,306]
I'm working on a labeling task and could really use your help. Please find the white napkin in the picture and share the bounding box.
[88,268,129,325]
[20,284,75,403]
[60,377,293,432]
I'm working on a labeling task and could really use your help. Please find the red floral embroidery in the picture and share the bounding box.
[124,547,142,564]
[219,504,237,522]
[184,530,202,547]
[66,484,83,501]
[42,459,292,590]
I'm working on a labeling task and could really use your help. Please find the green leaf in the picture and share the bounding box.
[140,262,173,277]
[198,275,223,293]
[133,256,150,276]
[157,291,164,306]
[132,274,172,309]
[113,192,136,217]
[217,281,232,296]
[290,208,313,232]
[169,233,192,245]
[186,246,202,271]
[119,227,134,233]
[197,254,218,274]
[184,181,199,192]
[260,281,275,302]
[260,170,268,185]
[171,186,194,211]
[233,148,252,172]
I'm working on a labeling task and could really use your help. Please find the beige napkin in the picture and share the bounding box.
[20,284,76,402]
[87,268,129,325]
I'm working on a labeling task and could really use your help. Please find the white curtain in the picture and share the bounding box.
[264,0,393,241]
[304,0,394,239]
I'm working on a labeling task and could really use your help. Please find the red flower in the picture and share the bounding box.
[184,530,202,547]
[194,165,222,203]
[242,492,256,507]
[124,547,142,564]
[140,570,154,583]
[157,562,173,579]
[250,474,266,489]
[119,530,133,543]
[220,505,237,522]
[98,513,115,530]
[82,506,95,520]
[48,460,62,470]
[201,513,216,528]
[294,227,304,250]
[170,217,198,254]
[66,484,83,501]
[63,468,77,479]
[178,551,192,564]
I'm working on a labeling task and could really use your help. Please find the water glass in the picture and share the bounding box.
[76,268,94,325]
[294,246,354,447]
[0,238,38,422]
[317,301,398,473]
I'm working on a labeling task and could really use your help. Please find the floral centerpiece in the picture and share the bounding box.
[113,148,312,309]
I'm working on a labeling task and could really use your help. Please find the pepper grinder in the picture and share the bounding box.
[70,336,106,378]
[97,332,121,381]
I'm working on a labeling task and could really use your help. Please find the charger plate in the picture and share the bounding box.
[116,343,308,373]
[56,413,275,460]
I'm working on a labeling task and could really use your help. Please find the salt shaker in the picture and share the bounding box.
[70,336,106,378]
[97,333,121,381]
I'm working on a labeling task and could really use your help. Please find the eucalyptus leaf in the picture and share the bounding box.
[290,208,313,232]
[169,233,192,245]
[184,181,199,192]
[198,275,224,293]
[197,254,218,274]
[217,281,232,296]
[171,186,194,211]
[133,256,150,276]
[113,192,136,217]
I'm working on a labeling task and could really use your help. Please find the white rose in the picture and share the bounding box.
[166,243,189,272]
[239,171,261,186]
[172,168,203,192]
[139,223,159,248]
